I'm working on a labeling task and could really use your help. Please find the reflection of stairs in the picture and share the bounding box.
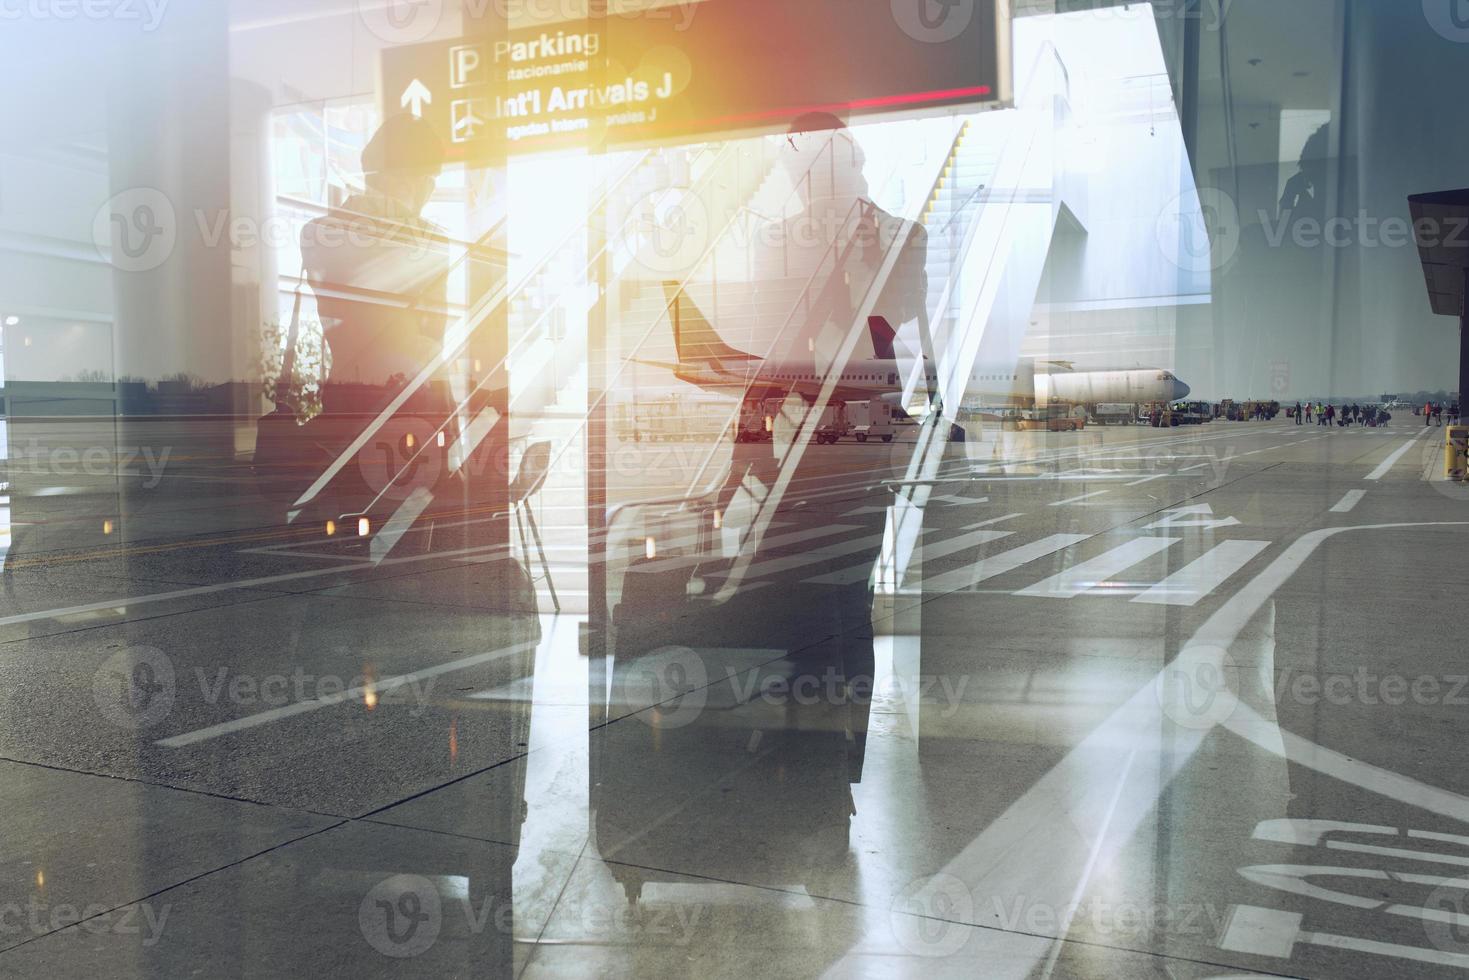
[920,115,1013,337]
[509,360,589,613]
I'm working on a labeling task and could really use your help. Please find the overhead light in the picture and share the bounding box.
[3,316,18,327]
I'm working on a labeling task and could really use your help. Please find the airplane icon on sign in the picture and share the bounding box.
[451,98,487,142]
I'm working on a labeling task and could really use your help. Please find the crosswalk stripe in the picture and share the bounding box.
[803,528,1015,586]
[370,487,434,564]
[631,523,859,576]
[1015,536,1179,599]
[1049,489,1110,507]
[1330,489,1367,513]
[917,533,1090,594]
[734,531,890,583]
[1131,540,1270,607]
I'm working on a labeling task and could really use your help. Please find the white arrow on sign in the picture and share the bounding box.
[1144,503,1241,531]
[401,79,433,118]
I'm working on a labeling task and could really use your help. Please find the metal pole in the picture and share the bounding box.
[586,0,609,837]
[1461,267,1469,425]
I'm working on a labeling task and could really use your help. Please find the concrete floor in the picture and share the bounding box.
[1,416,1466,978]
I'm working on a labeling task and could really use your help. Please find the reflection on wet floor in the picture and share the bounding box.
[1,419,1467,978]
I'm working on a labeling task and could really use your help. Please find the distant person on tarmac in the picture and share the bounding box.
[1295,401,1303,424]
[1435,403,1445,426]
[1426,402,1433,427]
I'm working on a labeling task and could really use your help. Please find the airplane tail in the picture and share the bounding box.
[868,316,897,361]
[664,282,759,363]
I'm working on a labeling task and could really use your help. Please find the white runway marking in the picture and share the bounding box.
[1366,431,1427,480]
[370,486,433,564]
[804,527,1014,586]
[917,533,1089,594]
[888,521,1469,980]
[1220,902,1469,969]
[1016,536,1178,599]
[1126,473,1168,486]
[736,531,890,582]
[1048,489,1110,507]
[155,639,540,748]
[1132,540,1270,606]
[1330,489,1367,513]
[0,545,503,629]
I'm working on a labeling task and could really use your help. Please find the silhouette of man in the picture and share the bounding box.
[749,111,929,778]
[1279,122,1330,224]
[302,113,451,409]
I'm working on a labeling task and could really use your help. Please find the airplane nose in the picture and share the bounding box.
[1174,381,1191,401]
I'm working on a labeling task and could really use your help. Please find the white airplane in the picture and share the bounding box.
[638,283,909,404]
[645,282,1190,413]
